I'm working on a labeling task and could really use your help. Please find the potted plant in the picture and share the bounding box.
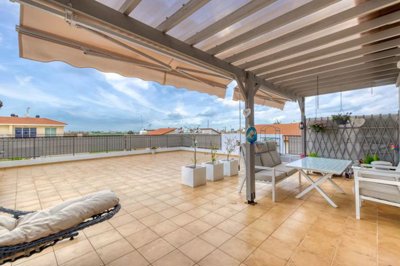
[219,137,239,176]
[361,153,379,164]
[308,152,318,157]
[203,145,224,181]
[150,146,157,154]
[332,112,351,125]
[181,129,206,187]
[309,123,325,133]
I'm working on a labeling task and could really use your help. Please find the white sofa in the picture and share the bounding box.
[353,163,400,219]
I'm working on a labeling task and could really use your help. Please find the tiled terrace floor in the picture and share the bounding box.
[0,151,399,266]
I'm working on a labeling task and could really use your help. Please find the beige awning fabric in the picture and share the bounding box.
[232,90,286,110]
[18,5,232,98]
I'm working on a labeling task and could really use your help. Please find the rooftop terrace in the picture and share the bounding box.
[1,151,399,266]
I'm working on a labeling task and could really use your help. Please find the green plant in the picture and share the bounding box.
[309,123,325,133]
[151,146,157,150]
[224,137,236,160]
[308,152,318,158]
[210,145,218,164]
[332,112,351,125]
[363,154,380,164]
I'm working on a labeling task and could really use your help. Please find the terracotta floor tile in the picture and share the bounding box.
[54,239,94,265]
[137,238,175,263]
[236,227,269,246]
[96,238,134,264]
[333,247,376,266]
[115,220,146,237]
[199,212,226,226]
[164,228,196,248]
[198,249,240,266]
[170,213,197,226]
[152,249,194,266]
[139,213,166,227]
[88,229,123,250]
[59,251,103,266]
[126,228,159,248]
[259,237,296,261]
[106,251,148,266]
[159,207,182,219]
[217,219,246,235]
[184,220,212,236]
[179,237,216,262]
[16,253,58,266]
[244,249,286,266]
[199,227,232,247]
[220,237,256,262]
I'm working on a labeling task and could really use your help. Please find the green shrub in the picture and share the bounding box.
[308,152,318,158]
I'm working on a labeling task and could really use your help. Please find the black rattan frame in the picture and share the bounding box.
[0,204,121,264]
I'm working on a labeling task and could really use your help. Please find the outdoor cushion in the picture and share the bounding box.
[360,181,400,203]
[0,190,119,246]
[255,143,268,153]
[274,164,297,176]
[270,150,282,165]
[255,154,263,167]
[260,153,275,167]
[266,142,277,152]
[255,169,287,182]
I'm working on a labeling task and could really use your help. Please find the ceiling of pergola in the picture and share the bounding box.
[16,0,400,107]
[96,0,400,97]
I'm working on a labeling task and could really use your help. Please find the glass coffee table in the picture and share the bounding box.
[286,157,352,207]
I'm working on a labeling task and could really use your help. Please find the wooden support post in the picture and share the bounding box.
[237,73,259,204]
[298,97,307,156]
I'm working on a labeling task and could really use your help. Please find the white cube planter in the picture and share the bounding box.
[203,162,224,181]
[219,159,239,176]
[181,165,206,187]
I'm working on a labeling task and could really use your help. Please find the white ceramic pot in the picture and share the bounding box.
[181,165,206,187]
[203,162,224,181]
[219,159,239,176]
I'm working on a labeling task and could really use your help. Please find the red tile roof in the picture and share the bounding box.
[147,128,176,136]
[255,123,300,136]
[0,116,66,125]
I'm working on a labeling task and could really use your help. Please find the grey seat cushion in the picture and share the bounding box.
[255,169,287,182]
[266,142,277,152]
[255,154,263,167]
[260,153,275,167]
[270,151,282,165]
[360,181,400,203]
[274,163,297,176]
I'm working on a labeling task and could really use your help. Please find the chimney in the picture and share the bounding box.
[35,115,40,118]
[10,114,15,117]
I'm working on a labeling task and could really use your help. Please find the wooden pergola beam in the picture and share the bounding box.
[118,0,141,15]
[206,0,337,55]
[277,59,399,87]
[185,0,276,45]
[281,64,398,88]
[257,37,400,78]
[227,0,398,64]
[299,78,396,97]
[156,0,210,33]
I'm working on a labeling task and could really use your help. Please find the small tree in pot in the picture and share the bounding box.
[181,128,206,187]
[219,137,239,176]
[204,145,224,181]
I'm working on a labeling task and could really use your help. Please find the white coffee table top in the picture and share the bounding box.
[286,157,352,175]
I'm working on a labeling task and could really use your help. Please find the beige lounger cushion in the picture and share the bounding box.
[269,151,282,165]
[0,190,119,246]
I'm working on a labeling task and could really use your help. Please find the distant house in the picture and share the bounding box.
[255,123,300,136]
[255,123,301,154]
[147,128,177,136]
[199,128,220,135]
[0,116,66,138]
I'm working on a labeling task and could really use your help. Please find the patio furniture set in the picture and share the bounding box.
[240,142,400,218]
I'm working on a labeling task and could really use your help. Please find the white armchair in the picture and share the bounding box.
[353,164,400,219]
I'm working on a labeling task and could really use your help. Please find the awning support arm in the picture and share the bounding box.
[298,97,307,156]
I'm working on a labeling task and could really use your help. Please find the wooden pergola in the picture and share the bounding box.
[13,0,400,203]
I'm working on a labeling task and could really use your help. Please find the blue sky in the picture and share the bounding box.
[0,1,398,132]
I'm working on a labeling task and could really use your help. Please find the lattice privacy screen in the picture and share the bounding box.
[306,113,399,165]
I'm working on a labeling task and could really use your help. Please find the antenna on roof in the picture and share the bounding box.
[25,107,31,117]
